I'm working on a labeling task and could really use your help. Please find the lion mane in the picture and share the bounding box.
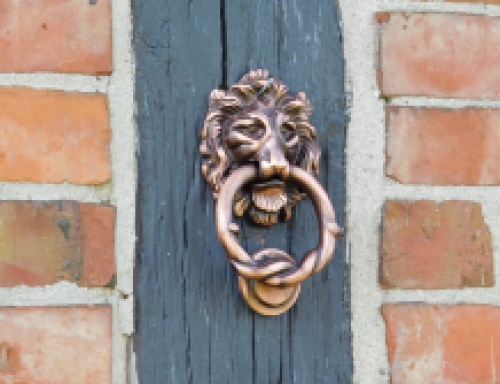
[200,69,320,225]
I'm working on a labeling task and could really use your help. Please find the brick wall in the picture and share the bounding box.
[0,1,135,384]
[2,0,498,383]
[346,0,500,382]
[378,10,500,383]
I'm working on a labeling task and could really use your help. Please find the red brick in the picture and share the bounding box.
[384,305,500,384]
[377,13,500,99]
[386,107,500,185]
[381,200,493,290]
[0,306,111,384]
[0,87,111,185]
[0,0,112,74]
[0,201,116,287]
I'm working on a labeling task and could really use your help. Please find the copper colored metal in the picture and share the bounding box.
[200,69,340,316]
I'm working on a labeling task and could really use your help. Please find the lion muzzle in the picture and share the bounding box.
[256,135,290,180]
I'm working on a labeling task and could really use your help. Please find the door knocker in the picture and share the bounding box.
[200,69,341,316]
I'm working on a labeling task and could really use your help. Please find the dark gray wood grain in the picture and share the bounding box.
[134,0,351,382]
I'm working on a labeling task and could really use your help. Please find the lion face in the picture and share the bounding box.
[200,69,320,226]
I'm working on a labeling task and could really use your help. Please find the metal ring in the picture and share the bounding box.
[216,164,340,315]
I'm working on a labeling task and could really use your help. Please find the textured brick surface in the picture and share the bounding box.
[0,0,112,74]
[0,201,116,287]
[377,13,500,99]
[381,200,493,289]
[386,107,500,185]
[384,305,500,384]
[0,306,111,384]
[80,203,116,287]
[0,87,111,184]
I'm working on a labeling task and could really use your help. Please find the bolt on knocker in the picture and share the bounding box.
[200,69,341,316]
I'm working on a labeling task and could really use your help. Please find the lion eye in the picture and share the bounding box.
[234,124,265,139]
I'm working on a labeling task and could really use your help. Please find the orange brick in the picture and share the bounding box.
[80,203,116,287]
[0,306,111,384]
[0,201,116,287]
[0,87,111,184]
[377,13,500,99]
[384,305,500,384]
[0,0,112,74]
[386,107,500,185]
[381,200,493,290]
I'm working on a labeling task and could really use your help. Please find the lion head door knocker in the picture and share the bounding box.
[200,69,341,316]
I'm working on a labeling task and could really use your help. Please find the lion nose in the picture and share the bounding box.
[257,137,290,180]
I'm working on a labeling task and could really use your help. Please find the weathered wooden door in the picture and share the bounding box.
[133,1,351,382]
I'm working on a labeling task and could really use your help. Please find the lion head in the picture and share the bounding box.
[200,69,320,226]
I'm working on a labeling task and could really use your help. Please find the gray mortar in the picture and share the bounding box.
[109,0,136,382]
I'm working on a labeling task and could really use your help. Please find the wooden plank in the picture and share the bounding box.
[133,1,254,383]
[225,0,352,383]
[279,2,351,382]
[134,0,351,382]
